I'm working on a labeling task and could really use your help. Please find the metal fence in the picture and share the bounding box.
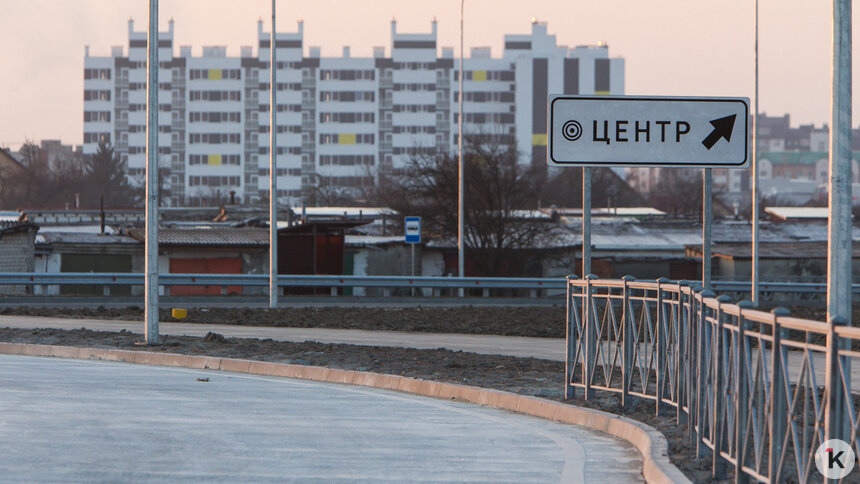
[565,276,859,483]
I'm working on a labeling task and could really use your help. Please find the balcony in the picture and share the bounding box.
[301,99,315,110]
[171,141,185,151]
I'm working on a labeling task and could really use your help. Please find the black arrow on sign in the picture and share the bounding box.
[701,114,737,150]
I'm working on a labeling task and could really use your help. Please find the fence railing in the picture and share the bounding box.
[565,275,859,483]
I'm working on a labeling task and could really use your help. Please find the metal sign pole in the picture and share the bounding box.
[582,167,592,277]
[703,168,712,290]
[268,0,279,309]
[144,0,159,345]
[752,0,760,306]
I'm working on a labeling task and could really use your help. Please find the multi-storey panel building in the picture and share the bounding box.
[84,19,624,207]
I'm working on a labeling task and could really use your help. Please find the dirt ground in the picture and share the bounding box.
[0,326,724,483]
[0,306,567,338]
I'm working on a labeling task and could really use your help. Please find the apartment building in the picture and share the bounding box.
[83,19,624,207]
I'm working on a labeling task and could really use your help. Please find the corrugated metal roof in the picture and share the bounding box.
[127,228,269,247]
[697,242,860,260]
[764,206,829,220]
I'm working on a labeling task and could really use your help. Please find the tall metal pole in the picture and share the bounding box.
[827,1,852,328]
[457,0,465,295]
[582,168,591,277]
[144,0,159,345]
[268,0,279,309]
[703,168,712,289]
[751,0,760,306]
[826,0,852,446]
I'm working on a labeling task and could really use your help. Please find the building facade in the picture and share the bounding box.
[83,19,624,207]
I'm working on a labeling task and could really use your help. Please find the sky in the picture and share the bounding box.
[0,0,856,149]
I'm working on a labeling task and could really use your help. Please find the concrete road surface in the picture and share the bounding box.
[0,355,644,483]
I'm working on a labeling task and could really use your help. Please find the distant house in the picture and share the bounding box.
[0,217,39,295]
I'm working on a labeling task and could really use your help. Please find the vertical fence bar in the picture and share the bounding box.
[565,275,574,400]
[768,307,789,482]
[697,290,716,457]
[622,275,634,409]
[692,286,703,449]
[712,295,731,478]
[824,316,848,451]
[655,277,669,416]
[583,274,596,400]
[734,300,753,484]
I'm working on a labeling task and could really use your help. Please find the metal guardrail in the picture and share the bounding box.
[1,273,859,298]
[0,273,564,297]
[565,276,859,483]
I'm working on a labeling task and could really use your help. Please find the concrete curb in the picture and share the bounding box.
[0,342,690,484]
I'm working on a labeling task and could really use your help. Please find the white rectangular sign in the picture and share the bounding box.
[548,95,749,168]
[404,216,421,244]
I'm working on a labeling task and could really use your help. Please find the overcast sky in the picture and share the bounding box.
[0,0,856,149]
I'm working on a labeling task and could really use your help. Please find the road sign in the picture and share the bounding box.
[548,95,749,168]
[404,216,421,244]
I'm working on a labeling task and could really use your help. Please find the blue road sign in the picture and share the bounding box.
[405,216,421,244]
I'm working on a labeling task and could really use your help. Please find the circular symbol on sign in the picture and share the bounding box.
[562,120,583,141]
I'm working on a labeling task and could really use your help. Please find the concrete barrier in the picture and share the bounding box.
[0,342,689,484]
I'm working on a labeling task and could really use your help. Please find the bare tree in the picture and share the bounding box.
[369,134,549,276]
[649,168,704,218]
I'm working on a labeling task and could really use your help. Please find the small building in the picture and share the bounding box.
[687,242,860,283]
[0,217,39,295]
[128,227,268,296]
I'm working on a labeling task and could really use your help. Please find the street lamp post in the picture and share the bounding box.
[458,0,465,295]
[269,0,279,309]
[144,0,159,344]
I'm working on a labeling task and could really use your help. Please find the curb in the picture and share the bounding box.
[0,342,690,484]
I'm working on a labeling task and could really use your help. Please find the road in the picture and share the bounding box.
[0,354,644,483]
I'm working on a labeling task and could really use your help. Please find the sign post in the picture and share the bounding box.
[548,95,750,287]
[405,216,421,296]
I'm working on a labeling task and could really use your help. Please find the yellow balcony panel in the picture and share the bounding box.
[473,70,487,82]
[208,154,222,166]
[339,134,356,145]
[209,69,222,80]
[532,134,547,146]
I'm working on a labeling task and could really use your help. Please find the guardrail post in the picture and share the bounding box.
[824,316,849,459]
[734,300,753,484]
[621,275,635,410]
[583,274,597,400]
[768,307,790,483]
[678,280,691,429]
[712,294,731,478]
[655,277,669,416]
